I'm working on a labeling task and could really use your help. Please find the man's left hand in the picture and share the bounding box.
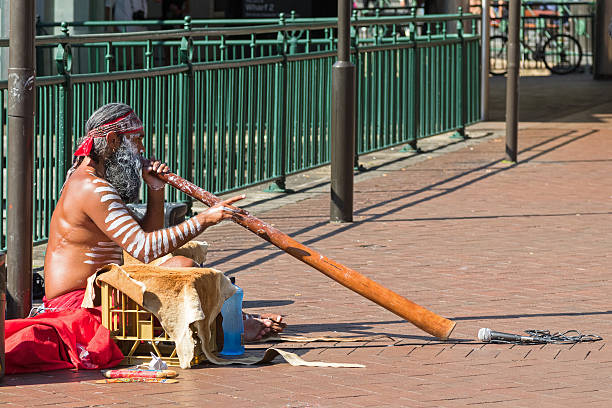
[142,159,169,191]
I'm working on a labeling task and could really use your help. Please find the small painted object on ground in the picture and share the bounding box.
[102,369,178,379]
[96,378,179,384]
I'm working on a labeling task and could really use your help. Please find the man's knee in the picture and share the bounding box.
[159,255,199,268]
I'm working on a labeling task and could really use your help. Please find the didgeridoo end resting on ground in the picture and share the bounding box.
[148,166,456,339]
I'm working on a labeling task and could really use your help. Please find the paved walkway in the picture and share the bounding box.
[5,73,612,407]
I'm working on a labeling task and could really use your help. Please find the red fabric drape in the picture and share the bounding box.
[4,290,123,374]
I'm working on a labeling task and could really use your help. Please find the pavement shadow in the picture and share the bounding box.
[212,128,596,276]
[284,320,472,342]
[452,310,612,321]
[0,370,100,387]
[234,131,496,213]
[242,299,294,308]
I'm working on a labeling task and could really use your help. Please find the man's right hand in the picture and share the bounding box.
[197,195,247,226]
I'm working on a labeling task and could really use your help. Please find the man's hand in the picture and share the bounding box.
[142,159,169,191]
[197,195,247,226]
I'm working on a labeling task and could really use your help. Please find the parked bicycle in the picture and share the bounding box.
[489,7,583,76]
[490,30,582,75]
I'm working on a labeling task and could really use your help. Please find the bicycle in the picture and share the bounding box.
[489,27,582,75]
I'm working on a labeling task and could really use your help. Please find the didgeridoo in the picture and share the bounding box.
[153,170,456,339]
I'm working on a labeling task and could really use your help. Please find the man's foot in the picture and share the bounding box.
[243,313,286,342]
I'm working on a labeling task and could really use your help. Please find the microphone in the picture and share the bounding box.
[478,328,544,344]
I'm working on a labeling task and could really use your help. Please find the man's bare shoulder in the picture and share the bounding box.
[64,166,116,197]
[59,166,126,220]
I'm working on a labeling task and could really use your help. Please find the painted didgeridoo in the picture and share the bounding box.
[155,171,456,339]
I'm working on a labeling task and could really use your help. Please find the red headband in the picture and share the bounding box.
[73,111,143,156]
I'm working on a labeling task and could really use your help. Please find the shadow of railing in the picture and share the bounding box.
[210,129,596,277]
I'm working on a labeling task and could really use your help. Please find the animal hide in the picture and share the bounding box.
[85,263,235,369]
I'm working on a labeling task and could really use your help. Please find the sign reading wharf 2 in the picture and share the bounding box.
[243,0,276,17]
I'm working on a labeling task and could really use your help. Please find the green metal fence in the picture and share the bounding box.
[0,12,481,250]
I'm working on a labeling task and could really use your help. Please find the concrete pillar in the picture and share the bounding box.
[595,0,612,78]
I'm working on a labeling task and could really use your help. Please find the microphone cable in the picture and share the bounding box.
[484,329,603,344]
[522,329,602,344]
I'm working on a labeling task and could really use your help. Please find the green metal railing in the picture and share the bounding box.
[1,12,481,250]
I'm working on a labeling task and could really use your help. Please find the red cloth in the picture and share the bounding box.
[4,290,124,374]
[43,288,87,311]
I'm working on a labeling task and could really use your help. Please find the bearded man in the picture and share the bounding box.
[4,103,285,374]
[43,102,282,341]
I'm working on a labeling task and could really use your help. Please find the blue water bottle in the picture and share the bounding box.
[219,277,245,356]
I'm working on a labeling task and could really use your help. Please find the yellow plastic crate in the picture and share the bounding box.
[100,280,222,367]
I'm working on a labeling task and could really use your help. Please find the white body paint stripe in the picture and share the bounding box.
[162,230,169,252]
[91,246,121,252]
[169,228,176,247]
[112,221,138,238]
[84,255,122,265]
[122,225,141,244]
[105,209,129,223]
[108,202,124,211]
[107,216,133,231]
[144,235,150,260]
[156,231,163,255]
[92,179,110,184]
[101,194,122,202]
[151,233,158,258]
[129,231,145,255]
[187,219,195,235]
[94,186,117,194]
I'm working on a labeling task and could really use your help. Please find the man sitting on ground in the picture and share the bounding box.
[43,102,283,341]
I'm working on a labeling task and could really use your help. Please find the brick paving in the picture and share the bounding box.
[5,73,612,407]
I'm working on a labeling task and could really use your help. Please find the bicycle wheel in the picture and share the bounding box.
[543,34,582,75]
[489,35,508,75]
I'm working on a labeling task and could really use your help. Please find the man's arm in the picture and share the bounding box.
[140,160,166,232]
[82,174,244,263]
[141,187,164,231]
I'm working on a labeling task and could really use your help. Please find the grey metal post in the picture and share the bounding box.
[330,0,356,223]
[505,0,519,163]
[481,0,490,121]
[7,0,35,318]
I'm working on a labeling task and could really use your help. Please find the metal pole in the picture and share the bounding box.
[7,0,35,318]
[505,0,519,163]
[481,0,490,121]
[331,0,356,222]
